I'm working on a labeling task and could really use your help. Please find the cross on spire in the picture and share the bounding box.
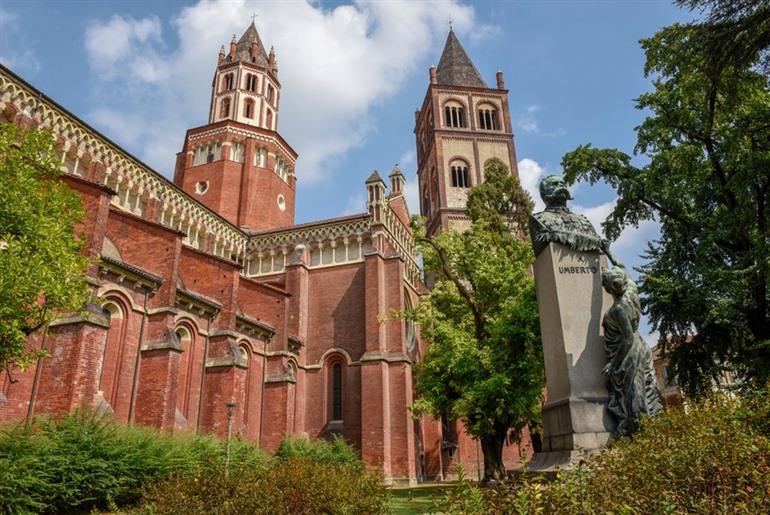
[448,17,453,31]
[251,13,258,23]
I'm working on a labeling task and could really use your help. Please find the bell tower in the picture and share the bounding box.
[174,22,296,232]
[414,28,519,236]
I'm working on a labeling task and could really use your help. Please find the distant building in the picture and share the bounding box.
[652,342,740,408]
[0,22,531,483]
[652,345,684,407]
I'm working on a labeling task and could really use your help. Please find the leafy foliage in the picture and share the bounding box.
[561,5,770,395]
[438,386,770,514]
[274,434,362,466]
[408,158,543,480]
[0,123,89,369]
[0,410,268,514]
[139,457,389,515]
[676,0,770,76]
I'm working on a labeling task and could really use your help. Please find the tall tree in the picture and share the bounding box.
[0,124,89,370]
[407,158,543,481]
[676,0,770,76]
[561,5,770,396]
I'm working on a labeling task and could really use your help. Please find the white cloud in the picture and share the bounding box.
[574,200,615,238]
[517,158,546,211]
[82,0,488,182]
[85,15,166,82]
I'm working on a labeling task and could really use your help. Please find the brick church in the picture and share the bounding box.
[0,22,530,483]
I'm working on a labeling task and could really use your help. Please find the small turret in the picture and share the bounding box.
[268,46,277,76]
[496,70,505,89]
[218,45,226,64]
[366,171,386,223]
[229,34,237,58]
[389,164,404,195]
[429,66,437,85]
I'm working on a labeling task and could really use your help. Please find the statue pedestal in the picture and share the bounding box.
[529,243,616,470]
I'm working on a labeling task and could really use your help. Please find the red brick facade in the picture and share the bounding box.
[0,24,531,483]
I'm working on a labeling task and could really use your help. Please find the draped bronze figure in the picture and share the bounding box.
[600,240,662,435]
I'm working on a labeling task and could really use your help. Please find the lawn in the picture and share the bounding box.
[389,485,453,514]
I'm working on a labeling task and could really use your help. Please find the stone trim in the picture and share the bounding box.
[206,356,248,369]
[49,311,110,329]
[141,339,183,352]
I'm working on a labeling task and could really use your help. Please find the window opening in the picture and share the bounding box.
[450,162,470,188]
[332,363,342,420]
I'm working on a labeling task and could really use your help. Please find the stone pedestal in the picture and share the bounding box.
[529,243,615,470]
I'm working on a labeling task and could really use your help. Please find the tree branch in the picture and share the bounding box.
[418,234,486,340]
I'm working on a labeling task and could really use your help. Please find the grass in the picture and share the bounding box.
[389,485,454,515]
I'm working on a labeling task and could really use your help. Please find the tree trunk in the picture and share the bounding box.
[479,432,506,482]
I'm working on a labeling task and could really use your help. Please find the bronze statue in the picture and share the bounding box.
[600,240,662,435]
[529,175,603,256]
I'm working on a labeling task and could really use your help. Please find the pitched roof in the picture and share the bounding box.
[366,170,384,184]
[233,21,269,66]
[435,29,487,88]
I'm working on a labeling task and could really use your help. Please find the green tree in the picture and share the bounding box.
[561,5,770,395]
[676,0,770,76]
[0,123,89,370]
[408,158,543,481]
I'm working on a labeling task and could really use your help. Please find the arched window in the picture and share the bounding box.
[405,293,417,352]
[450,160,470,188]
[443,101,466,128]
[245,74,257,92]
[193,142,222,165]
[175,326,195,421]
[332,362,343,421]
[265,109,273,129]
[243,99,255,119]
[478,104,500,130]
[253,148,267,168]
[267,84,275,104]
[223,73,234,91]
[100,299,128,420]
[220,98,231,119]
[230,142,245,163]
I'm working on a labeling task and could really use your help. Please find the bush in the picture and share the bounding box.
[139,457,389,514]
[140,435,389,514]
[0,410,268,514]
[274,434,362,466]
[437,388,770,514]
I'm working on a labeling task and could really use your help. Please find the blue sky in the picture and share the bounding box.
[0,0,697,337]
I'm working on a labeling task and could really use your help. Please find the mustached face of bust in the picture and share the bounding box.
[539,176,573,205]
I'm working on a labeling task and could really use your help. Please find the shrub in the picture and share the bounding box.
[274,434,362,466]
[0,410,268,514]
[139,458,389,515]
[437,388,770,514]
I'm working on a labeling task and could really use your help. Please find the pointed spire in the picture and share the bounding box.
[218,45,226,64]
[229,20,269,66]
[435,30,487,88]
[366,170,384,184]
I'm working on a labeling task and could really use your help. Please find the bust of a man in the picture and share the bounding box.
[529,175,603,256]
